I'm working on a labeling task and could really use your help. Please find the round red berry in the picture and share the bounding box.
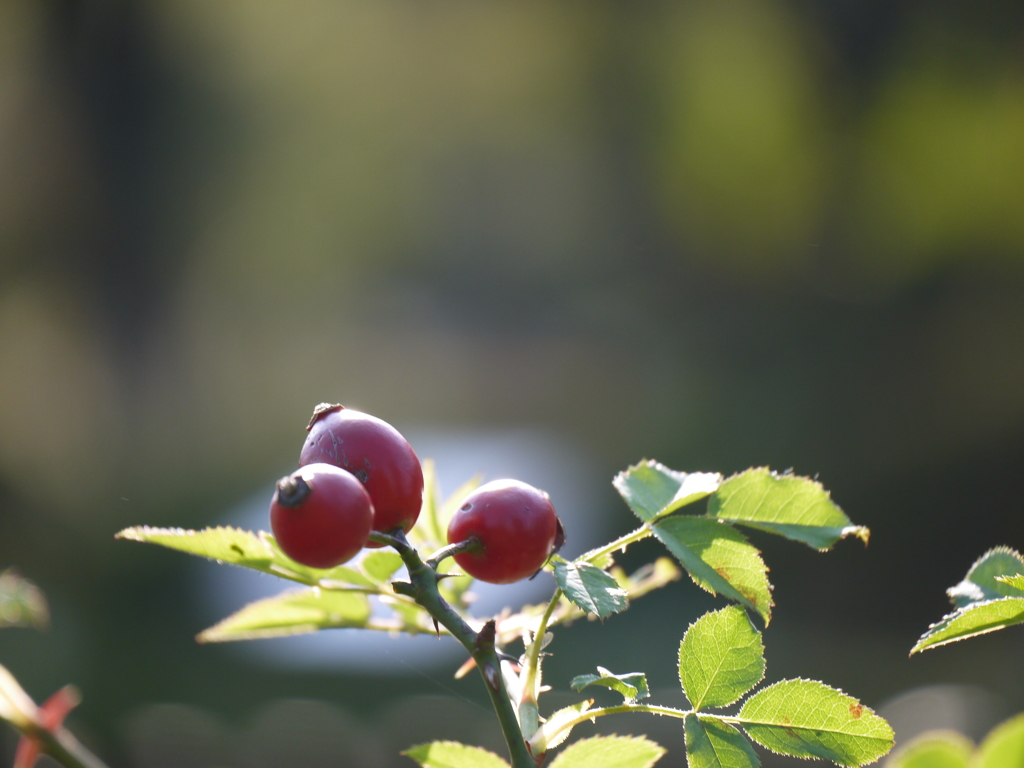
[446,479,564,584]
[299,404,424,546]
[270,463,373,568]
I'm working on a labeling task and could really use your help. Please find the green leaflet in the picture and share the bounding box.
[684,714,759,768]
[115,526,376,588]
[975,712,1024,768]
[549,735,666,768]
[652,517,772,625]
[998,574,1024,592]
[361,551,404,583]
[555,561,628,619]
[737,679,894,767]
[911,597,1024,654]
[529,700,593,754]
[0,569,49,630]
[707,468,869,551]
[402,741,510,768]
[886,731,973,768]
[614,461,722,523]
[947,547,1024,608]
[408,458,443,546]
[570,667,650,704]
[679,606,765,711]
[434,475,483,542]
[196,587,371,643]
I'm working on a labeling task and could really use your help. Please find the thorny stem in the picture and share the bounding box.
[381,530,536,768]
[425,536,482,570]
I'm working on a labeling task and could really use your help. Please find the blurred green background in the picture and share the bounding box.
[2,1,1024,765]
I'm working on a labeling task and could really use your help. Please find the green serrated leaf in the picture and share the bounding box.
[197,587,371,643]
[408,458,442,546]
[737,679,894,767]
[436,474,483,538]
[911,597,1024,654]
[976,712,1024,768]
[947,547,1024,608]
[652,517,772,625]
[437,570,475,610]
[997,574,1024,592]
[116,526,378,588]
[362,551,404,583]
[570,667,650,704]
[261,534,378,588]
[679,606,765,711]
[614,461,722,523]
[549,735,666,768]
[707,468,868,551]
[0,569,49,630]
[554,562,628,619]
[530,700,593,754]
[885,731,973,768]
[378,595,433,633]
[684,714,760,768]
[402,740,510,768]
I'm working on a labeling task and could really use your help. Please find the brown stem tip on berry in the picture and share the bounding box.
[306,402,344,430]
[275,475,312,508]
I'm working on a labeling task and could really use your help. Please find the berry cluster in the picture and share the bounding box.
[270,404,564,583]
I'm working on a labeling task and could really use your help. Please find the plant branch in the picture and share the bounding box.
[530,702,691,753]
[385,531,535,768]
[425,537,482,570]
[578,525,653,565]
[520,589,561,705]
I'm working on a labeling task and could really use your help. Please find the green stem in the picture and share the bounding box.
[578,525,653,565]
[385,532,536,768]
[425,536,482,570]
[534,703,691,751]
[520,589,561,706]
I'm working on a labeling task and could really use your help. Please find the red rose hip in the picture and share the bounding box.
[299,404,424,546]
[270,463,374,568]
[447,479,564,584]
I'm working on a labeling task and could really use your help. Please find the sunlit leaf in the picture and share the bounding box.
[0,569,49,630]
[555,562,628,619]
[679,606,765,710]
[885,730,972,768]
[402,740,510,768]
[549,735,665,768]
[614,461,722,523]
[684,714,759,768]
[570,667,649,703]
[116,526,377,588]
[737,679,894,767]
[197,587,371,643]
[407,458,441,546]
[975,712,1024,768]
[529,700,593,754]
[911,597,1024,654]
[947,547,1024,608]
[652,517,772,624]
[707,468,868,550]
[361,551,404,583]
[997,574,1024,592]
[436,474,483,538]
